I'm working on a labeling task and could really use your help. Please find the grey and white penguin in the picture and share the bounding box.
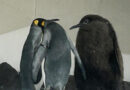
[70,15,123,90]
[20,18,59,90]
[32,18,86,90]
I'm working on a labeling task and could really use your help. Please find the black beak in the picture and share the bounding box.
[43,19,59,28]
[47,19,59,23]
[70,23,83,30]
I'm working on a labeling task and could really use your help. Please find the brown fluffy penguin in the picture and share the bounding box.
[70,15,124,90]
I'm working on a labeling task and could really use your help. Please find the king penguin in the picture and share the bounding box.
[20,18,59,90]
[70,15,123,90]
[31,18,86,90]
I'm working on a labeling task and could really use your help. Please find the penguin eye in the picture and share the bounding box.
[34,20,39,25]
[83,19,90,24]
[41,21,45,27]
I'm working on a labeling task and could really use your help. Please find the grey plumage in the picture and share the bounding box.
[70,15,123,90]
[20,19,43,90]
[32,19,86,90]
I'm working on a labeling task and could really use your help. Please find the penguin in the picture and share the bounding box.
[31,18,86,90]
[20,18,59,90]
[70,15,124,90]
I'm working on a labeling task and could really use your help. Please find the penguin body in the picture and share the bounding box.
[70,15,123,90]
[20,25,43,90]
[32,20,86,90]
[44,23,71,89]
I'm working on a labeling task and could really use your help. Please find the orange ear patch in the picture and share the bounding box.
[34,20,39,25]
[41,21,45,27]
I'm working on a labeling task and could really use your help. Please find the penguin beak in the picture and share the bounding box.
[47,19,59,24]
[41,19,59,31]
[48,19,59,22]
[44,19,59,27]
[70,23,83,30]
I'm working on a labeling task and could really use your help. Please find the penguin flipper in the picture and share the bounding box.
[34,66,42,84]
[67,37,86,80]
[32,45,47,83]
[32,29,51,83]
[109,26,123,79]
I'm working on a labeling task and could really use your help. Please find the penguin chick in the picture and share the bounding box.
[70,15,123,90]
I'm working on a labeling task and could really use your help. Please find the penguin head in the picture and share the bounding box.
[70,15,109,31]
[32,18,59,30]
